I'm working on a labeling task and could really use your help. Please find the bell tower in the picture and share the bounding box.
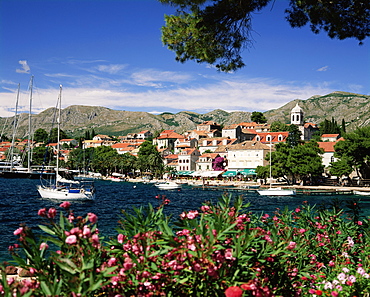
[291,103,304,126]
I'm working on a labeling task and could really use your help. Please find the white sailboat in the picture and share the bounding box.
[37,85,95,200]
[257,140,296,196]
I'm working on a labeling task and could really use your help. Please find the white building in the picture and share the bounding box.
[226,141,271,171]
[177,148,201,172]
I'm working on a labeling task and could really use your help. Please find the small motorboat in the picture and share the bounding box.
[353,190,370,196]
[155,181,181,190]
[257,187,296,196]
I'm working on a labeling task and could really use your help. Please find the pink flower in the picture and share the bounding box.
[186,210,199,220]
[108,257,117,267]
[295,208,301,213]
[68,214,75,223]
[60,201,71,209]
[92,234,99,247]
[117,233,124,244]
[225,286,243,297]
[331,291,338,297]
[299,228,306,234]
[88,213,98,224]
[201,205,210,212]
[13,227,23,236]
[39,242,49,250]
[47,208,57,219]
[65,235,77,245]
[225,248,234,260]
[264,235,273,243]
[38,208,47,217]
[193,263,202,272]
[358,221,363,225]
[83,226,91,237]
[287,241,297,250]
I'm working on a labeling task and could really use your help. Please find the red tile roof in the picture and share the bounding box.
[318,142,336,152]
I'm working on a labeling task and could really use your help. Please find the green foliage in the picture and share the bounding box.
[49,128,68,144]
[270,121,289,132]
[31,146,52,166]
[329,157,354,178]
[286,124,303,148]
[33,128,48,143]
[271,141,324,183]
[320,118,342,135]
[334,126,370,179]
[256,165,269,180]
[164,118,180,126]
[159,0,368,71]
[250,111,267,124]
[90,146,119,175]
[137,141,164,177]
[3,195,370,296]
[0,134,9,141]
[286,0,369,43]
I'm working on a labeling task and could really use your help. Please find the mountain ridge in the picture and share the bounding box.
[1,91,369,139]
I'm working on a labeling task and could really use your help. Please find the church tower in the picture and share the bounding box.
[291,103,304,126]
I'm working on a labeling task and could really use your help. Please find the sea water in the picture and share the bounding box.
[0,178,367,262]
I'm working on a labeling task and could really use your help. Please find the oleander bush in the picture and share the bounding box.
[1,195,370,296]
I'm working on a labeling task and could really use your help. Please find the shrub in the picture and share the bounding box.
[1,196,370,296]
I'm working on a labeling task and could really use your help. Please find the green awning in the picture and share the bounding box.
[175,171,194,176]
[240,169,257,176]
[222,171,237,177]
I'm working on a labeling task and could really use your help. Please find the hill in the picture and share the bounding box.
[0,91,369,139]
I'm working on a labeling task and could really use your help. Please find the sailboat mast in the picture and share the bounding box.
[269,139,272,188]
[56,85,62,185]
[10,84,21,170]
[27,76,34,172]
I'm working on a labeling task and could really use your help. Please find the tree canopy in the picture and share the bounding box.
[250,111,267,124]
[33,128,49,143]
[259,140,324,184]
[334,126,370,179]
[159,0,369,71]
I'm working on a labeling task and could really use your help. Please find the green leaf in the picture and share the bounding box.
[38,225,56,236]
[40,281,52,295]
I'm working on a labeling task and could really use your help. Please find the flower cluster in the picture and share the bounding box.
[1,195,370,296]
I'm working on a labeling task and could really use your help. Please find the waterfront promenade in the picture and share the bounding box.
[129,177,370,195]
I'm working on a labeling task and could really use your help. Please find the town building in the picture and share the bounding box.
[195,153,221,171]
[153,130,185,150]
[198,137,238,154]
[226,141,271,174]
[290,103,319,141]
[177,148,201,172]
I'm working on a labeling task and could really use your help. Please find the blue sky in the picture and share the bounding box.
[0,0,369,118]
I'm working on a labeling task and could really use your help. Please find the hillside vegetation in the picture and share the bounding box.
[0,91,368,138]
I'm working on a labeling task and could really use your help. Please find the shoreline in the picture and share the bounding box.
[127,177,370,193]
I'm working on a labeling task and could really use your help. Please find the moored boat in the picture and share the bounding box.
[37,85,95,200]
[353,190,370,196]
[257,187,296,196]
[155,181,181,190]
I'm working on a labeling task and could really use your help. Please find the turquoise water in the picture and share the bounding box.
[0,178,367,262]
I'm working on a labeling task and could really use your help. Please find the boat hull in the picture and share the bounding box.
[353,190,370,196]
[257,187,296,196]
[37,185,94,200]
[155,182,181,190]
